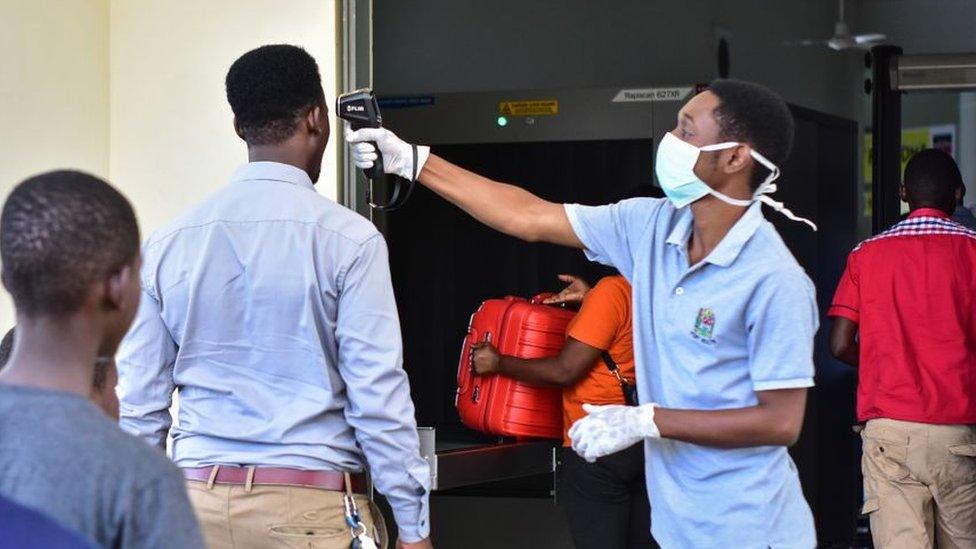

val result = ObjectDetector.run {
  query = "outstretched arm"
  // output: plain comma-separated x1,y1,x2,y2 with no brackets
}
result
420,154,583,246
346,127,583,247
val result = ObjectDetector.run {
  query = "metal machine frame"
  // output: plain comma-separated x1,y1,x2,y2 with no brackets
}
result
379,85,695,145
869,47,976,232
338,0,375,218
418,428,557,492
375,85,694,492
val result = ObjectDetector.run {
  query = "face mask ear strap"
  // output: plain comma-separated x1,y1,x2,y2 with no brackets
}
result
699,142,740,152
702,144,781,186
748,149,781,187
758,195,818,231
699,142,816,231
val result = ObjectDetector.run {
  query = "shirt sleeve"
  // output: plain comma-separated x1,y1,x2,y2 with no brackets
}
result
117,271,177,451
827,251,860,323
127,466,205,549
746,269,818,392
335,234,430,543
564,198,663,280
566,278,628,351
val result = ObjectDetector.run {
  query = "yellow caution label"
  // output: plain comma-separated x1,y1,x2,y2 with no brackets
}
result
499,99,558,116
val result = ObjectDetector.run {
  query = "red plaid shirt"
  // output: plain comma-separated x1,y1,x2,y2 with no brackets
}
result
829,208,976,424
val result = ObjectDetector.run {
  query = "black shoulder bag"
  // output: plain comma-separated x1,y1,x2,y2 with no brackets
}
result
601,351,639,406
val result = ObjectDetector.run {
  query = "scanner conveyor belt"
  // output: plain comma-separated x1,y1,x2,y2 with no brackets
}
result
418,427,558,491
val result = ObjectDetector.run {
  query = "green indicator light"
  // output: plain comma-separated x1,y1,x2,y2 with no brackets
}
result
497,116,508,127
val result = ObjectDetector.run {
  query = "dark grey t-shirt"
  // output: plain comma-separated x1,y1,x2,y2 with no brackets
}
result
0,385,204,549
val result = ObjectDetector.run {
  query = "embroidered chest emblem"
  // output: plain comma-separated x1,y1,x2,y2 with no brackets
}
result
691,307,716,344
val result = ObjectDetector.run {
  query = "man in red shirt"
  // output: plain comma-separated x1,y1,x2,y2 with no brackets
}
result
829,148,976,548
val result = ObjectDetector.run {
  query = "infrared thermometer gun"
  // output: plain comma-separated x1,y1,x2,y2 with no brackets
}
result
337,88,384,180
337,88,415,211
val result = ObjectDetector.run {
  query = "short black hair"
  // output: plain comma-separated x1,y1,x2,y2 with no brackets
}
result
708,79,795,189
226,44,325,145
0,328,13,368
903,148,960,213
1,171,140,317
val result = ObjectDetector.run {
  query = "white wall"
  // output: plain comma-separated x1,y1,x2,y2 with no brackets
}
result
0,0,110,332
109,0,339,236
0,1,338,331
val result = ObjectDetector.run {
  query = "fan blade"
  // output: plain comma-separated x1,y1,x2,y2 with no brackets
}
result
828,35,857,51
783,38,828,47
854,33,886,44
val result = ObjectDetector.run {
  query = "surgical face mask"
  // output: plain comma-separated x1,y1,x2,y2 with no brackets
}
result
654,132,817,230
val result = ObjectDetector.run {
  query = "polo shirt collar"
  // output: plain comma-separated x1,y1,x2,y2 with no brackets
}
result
665,201,764,268
231,161,315,190
665,206,694,249
908,207,949,219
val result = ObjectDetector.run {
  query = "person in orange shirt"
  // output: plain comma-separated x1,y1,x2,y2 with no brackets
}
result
472,274,655,549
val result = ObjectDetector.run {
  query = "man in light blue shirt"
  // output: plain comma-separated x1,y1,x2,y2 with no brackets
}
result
348,79,817,548
118,45,431,548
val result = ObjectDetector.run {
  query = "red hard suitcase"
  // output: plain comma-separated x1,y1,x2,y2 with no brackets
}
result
456,294,576,439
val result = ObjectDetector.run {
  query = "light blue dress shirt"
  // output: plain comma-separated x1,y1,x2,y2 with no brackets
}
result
118,162,430,541
566,198,817,549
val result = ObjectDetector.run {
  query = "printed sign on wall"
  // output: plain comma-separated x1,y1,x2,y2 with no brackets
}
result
863,124,956,216
611,87,693,103
499,99,559,116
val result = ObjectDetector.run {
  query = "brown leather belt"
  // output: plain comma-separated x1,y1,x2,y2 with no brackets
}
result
183,466,367,493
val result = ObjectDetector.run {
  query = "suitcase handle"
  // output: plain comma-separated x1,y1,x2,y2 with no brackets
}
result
458,329,492,388
458,330,492,405
457,329,477,390
468,332,491,403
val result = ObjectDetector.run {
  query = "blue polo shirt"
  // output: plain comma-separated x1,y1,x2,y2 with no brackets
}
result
565,198,817,549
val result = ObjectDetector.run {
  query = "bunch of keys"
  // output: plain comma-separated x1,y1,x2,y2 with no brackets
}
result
345,493,379,549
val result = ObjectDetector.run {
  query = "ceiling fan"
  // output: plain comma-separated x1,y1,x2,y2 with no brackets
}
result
786,0,886,51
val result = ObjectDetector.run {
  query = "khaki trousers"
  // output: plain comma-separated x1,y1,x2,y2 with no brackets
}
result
861,418,976,549
187,474,388,549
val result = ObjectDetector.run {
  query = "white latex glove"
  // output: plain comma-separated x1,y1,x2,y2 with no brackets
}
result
345,125,430,181
568,403,660,463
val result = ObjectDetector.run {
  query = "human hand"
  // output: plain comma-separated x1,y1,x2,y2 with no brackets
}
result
568,403,659,462
543,274,591,306
345,125,431,181
470,341,501,375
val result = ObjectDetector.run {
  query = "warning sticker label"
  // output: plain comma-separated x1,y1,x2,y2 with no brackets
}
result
499,99,559,116
612,87,693,103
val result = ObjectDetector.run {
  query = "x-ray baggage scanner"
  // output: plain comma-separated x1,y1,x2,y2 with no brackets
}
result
360,85,859,542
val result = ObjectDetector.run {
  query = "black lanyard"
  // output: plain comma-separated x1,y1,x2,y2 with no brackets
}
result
601,351,638,406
